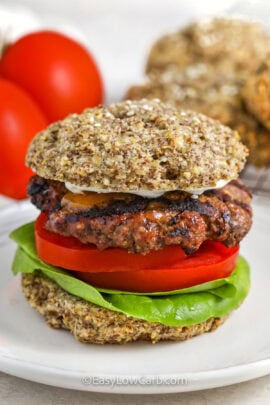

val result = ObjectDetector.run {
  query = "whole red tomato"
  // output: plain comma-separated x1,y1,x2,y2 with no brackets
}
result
0,78,48,199
0,31,104,122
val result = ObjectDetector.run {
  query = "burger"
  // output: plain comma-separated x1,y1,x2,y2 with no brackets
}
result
10,99,252,344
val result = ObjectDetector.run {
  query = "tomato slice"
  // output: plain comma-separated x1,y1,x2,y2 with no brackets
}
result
75,242,239,292
35,213,239,292
35,213,187,273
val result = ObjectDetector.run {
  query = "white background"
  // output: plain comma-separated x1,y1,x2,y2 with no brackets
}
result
0,0,243,104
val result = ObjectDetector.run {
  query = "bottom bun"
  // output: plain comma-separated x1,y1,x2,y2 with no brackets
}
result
22,273,228,344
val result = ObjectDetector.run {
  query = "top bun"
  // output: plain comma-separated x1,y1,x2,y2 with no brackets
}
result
26,99,247,192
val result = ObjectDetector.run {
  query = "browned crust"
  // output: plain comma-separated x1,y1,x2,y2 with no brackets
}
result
21,273,227,344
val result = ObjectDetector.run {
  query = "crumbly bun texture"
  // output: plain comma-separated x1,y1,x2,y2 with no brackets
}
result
22,273,227,344
146,17,270,74
242,57,270,130
127,18,270,168
127,64,244,127
26,99,247,191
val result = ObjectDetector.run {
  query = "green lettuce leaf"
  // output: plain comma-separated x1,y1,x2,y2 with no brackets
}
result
10,222,250,327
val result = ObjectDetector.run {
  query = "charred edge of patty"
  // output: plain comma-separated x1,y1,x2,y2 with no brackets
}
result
45,183,252,254
28,175,218,219
28,176,66,212
28,175,251,219
63,197,218,222
28,176,252,254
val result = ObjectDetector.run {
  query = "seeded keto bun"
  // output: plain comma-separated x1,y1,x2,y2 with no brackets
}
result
22,272,227,344
126,64,243,127
242,57,270,130
146,17,270,75
233,110,270,167
26,99,247,192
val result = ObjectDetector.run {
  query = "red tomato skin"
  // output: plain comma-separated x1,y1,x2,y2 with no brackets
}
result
0,79,48,199
75,244,239,292
0,31,104,122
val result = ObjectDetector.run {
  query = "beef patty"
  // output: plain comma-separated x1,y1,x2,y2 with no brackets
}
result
28,176,252,254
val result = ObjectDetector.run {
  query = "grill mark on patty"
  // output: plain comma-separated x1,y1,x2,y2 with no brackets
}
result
169,227,190,238
222,211,231,223
28,175,218,218
230,179,253,196
204,183,252,214
28,176,66,212
61,198,217,221
28,175,252,254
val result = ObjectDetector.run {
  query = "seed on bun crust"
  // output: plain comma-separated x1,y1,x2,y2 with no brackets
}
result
26,99,247,192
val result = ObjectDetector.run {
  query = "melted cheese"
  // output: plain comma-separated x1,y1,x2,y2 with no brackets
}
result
62,191,129,210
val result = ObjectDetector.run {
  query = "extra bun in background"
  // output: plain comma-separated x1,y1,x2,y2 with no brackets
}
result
127,18,270,168
146,17,270,75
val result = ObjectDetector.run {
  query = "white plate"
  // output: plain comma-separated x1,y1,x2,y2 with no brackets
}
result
0,200,269,394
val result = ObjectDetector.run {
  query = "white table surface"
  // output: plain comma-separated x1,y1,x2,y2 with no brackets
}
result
0,0,269,402
1,372,270,404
